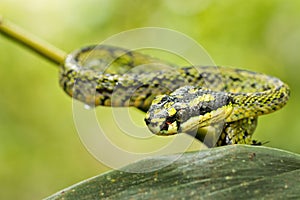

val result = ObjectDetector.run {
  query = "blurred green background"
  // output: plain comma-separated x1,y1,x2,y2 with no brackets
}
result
1,0,300,199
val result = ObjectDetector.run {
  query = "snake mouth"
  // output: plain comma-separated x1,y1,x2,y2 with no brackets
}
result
145,114,180,135
159,115,180,135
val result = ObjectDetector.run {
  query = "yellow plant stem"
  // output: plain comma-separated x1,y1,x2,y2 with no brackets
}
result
0,16,67,65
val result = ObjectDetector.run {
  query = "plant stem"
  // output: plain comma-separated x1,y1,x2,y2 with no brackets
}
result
0,16,67,66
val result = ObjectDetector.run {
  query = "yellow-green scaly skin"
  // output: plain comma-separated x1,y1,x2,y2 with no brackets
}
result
59,45,290,147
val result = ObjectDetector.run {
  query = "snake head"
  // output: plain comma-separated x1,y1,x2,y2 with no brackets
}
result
144,94,180,135
144,86,233,136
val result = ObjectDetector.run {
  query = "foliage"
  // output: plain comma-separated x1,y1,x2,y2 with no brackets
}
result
46,145,300,199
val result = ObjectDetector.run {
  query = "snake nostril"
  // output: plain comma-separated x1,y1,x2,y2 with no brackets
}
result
144,118,150,125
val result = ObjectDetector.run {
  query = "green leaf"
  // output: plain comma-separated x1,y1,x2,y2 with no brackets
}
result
46,145,300,199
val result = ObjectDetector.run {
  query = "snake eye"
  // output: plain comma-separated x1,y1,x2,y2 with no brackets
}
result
160,96,168,103
159,95,175,104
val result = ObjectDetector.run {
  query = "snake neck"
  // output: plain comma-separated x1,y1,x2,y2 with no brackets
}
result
227,82,290,121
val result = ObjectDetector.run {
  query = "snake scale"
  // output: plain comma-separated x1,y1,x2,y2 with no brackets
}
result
59,45,290,147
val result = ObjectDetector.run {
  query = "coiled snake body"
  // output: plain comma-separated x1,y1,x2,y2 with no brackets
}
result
60,45,290,147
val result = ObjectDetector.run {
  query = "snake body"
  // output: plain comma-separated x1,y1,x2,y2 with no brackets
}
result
59,45,290,147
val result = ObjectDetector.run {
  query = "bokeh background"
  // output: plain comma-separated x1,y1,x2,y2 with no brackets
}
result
1,0,300,199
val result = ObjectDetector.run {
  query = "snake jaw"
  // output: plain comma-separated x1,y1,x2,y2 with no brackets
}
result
178,104,233,133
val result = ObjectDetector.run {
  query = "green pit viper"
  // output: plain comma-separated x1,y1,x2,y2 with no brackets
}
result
59,45,290,147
